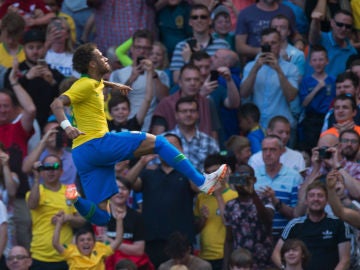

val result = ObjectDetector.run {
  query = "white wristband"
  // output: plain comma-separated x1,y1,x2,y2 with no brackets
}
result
60,119,71,130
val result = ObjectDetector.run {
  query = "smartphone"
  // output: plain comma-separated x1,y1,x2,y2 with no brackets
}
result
261,44,271,53
136,56,145,66
37,59,47,66
210,70,219,82
53,20,63,30
187,39,197,51
55,126,72,148
229,172,250,186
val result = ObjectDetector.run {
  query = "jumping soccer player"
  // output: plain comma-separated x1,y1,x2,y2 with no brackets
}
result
50,43,228,226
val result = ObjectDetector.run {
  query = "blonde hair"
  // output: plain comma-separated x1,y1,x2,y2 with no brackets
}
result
46,17,73,52
225,135,250,153
153,41,169,69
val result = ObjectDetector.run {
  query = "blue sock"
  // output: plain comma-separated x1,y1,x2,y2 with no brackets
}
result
74,197,111,226
154,135,205,186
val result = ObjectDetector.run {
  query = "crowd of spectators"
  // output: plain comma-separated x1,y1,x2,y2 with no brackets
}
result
1,0,360,269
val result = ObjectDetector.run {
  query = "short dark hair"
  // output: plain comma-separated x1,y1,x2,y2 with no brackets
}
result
335,71,359,88
333,9,353,20
333,93,357,111
281,239,310,268
190,4,209,15
41,154,63,168
108,95,130,113
309,44,328,58
175,96,199,112
179,63,200,78
75,226,95,243
115,259,137,270
132,29,154,44
116,176,132,191
204,153,225,170
261,27,280,38
0,88,19,107
270,14,293,37
267,115,290,130
163,133,183,148
238,103,260,122
73,43,97,74
190,51,210,63
164,232,191,259
339,129,360,143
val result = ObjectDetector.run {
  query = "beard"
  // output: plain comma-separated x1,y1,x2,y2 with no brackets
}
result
341,149,357,161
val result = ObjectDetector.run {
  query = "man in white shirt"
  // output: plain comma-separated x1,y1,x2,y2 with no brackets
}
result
249,115,305,172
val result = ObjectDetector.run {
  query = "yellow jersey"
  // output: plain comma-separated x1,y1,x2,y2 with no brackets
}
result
64,77,109,148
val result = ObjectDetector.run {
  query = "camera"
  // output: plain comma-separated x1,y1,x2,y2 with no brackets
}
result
261,44,271,53
136,56,145,66
209,70,219,82
229,172,250,186
318,146,332,159
37,162,60,171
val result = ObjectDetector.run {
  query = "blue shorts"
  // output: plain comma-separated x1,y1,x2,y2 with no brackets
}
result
72,131,147,204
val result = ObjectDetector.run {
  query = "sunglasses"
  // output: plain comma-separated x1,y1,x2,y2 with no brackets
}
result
334,21,352,30
190,15,209,20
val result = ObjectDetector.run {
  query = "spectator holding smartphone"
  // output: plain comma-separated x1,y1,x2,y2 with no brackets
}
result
22,120,77,185
222,163,274,270
110,29,169,132
240,28,300,131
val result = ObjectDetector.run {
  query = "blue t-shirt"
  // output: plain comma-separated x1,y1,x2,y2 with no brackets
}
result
299,75,336,115
236,3,296,47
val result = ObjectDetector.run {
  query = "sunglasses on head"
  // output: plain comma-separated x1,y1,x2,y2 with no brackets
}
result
191,15,209,20
334,21,352,30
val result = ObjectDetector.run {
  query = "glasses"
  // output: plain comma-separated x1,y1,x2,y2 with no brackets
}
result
340,138,359,144
38,162,60,171
334,21,352,30
133,45,152,51
6,255,29,262
177,109,198,114
190,15,209,20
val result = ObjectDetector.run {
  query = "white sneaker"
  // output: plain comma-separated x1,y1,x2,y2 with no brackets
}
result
199,164,228,195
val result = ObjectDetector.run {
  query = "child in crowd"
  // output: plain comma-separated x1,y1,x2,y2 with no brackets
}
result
238,103,265,154
0,12,25,68
225,135,252,169
229,248,253,270
52,210,124,270
299,45,336,149
280,239,310,270
107,74,153,133
211,5,235,51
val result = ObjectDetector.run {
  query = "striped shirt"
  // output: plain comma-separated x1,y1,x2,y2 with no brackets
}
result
254,165,303,234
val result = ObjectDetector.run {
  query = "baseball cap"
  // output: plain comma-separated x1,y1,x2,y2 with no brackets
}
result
23,29,45,44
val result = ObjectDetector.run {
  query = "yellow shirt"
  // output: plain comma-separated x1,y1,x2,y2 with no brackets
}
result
0,43,25,68
194,188,238,260
352,1,360,30
62,242,113,270
64,77,109,148
26,185,77,262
